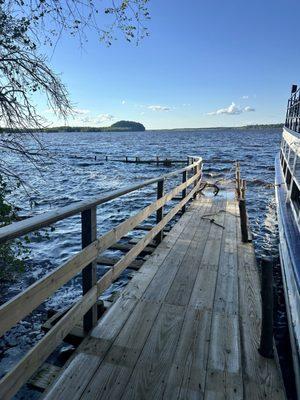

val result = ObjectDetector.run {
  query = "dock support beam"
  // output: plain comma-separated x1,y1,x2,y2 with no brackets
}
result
155,179,164,244
81,206,97,332
258,258,274,359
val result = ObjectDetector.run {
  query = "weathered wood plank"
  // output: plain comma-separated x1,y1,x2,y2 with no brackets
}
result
163,308,212,399
0,286,98,400
205,313,243,399
120,303,186,400
109,242,154,254
43,204,197,400
79,300,161,400
165,201,223,307
96,256,144,270
42,195,286,400
28,363,61,392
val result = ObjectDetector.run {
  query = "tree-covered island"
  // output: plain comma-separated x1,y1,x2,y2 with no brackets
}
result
0,121,146,133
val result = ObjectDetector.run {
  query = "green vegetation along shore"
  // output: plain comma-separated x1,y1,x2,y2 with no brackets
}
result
0,122,283,134
0,120,146,133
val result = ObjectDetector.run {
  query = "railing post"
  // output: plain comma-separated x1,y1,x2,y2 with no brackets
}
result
81,206,97,332
236,161,241,198
239,179,248,243
155,179,164,244
182,170,187,213
193,161,198,199
258,258,274,359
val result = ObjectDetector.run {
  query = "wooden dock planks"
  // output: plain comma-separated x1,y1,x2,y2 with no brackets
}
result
43,195,286,400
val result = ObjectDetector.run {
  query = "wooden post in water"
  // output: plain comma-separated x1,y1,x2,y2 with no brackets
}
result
105,155,108,161
81,206,97,332
155,179,164,244
182,170,187,213
239,179,248,243
236,161,241,198
156,156,159,166
125,156,128,163
258,258,274,358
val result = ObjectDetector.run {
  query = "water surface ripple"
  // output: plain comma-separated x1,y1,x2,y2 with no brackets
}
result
1,128,287,395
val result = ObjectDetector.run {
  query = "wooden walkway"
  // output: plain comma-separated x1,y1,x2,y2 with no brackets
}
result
43,195,285,400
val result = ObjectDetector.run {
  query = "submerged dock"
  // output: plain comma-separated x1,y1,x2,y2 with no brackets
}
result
0,158,286,399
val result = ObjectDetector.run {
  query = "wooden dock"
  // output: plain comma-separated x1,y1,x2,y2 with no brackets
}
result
43,194,285,399
0,158,286,399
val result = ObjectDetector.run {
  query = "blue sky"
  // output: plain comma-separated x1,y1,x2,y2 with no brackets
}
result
40,0,300,129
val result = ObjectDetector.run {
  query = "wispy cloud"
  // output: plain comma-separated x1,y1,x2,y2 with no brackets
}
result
244,106,255,112
121,100,126,105
73,108,90,115
148,105,171,112
242,95,249,99
207,102,255,116
95,113,115,123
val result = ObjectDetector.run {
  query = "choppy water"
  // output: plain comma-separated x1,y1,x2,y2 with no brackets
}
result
1,128,293,397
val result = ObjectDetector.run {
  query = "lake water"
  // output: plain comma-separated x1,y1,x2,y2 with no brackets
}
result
1,128,293,397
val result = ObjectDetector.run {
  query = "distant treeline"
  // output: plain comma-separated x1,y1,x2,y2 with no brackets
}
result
0,122,283,134
155,123,284,132
0,120,146,133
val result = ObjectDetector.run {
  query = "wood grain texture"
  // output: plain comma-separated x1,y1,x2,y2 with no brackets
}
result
42,195,285,400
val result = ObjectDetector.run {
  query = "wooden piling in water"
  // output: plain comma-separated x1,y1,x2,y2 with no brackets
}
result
239,179,249,243
258,258,274,359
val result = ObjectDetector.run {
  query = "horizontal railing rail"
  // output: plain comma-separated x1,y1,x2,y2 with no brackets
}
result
0,156,202,400
0,161,199,243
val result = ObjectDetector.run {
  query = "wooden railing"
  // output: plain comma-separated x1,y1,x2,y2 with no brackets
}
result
0,156,202,400
285,84,300,133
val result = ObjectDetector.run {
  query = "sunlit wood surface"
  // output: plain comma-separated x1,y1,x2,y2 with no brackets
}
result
43,194,286,400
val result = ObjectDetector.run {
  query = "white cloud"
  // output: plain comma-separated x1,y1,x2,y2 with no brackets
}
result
121,100,126,105
244,106,255,112
73,108,90,115
148,105,171,112
242,95,249,99
207,102,255,116
95,113,115,123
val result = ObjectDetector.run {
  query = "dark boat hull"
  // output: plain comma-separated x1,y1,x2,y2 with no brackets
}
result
275,153,300,395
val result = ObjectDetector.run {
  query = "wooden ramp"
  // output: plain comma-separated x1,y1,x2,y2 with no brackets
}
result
43,195,285,400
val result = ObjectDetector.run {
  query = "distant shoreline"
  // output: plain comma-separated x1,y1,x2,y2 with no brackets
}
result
150,123,283,132
0,123,283,134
